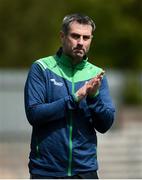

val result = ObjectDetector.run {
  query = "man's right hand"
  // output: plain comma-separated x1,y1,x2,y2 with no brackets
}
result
75,71,105,102
75,82,92,102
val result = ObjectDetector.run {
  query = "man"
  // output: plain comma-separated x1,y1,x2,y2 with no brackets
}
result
24,13,115,179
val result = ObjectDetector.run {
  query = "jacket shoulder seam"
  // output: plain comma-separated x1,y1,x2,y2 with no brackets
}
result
35,56,56,71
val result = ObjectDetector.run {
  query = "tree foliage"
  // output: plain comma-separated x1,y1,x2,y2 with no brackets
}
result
0,0,141,69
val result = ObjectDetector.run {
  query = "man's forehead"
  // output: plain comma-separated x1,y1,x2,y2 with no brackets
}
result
69,21,92,35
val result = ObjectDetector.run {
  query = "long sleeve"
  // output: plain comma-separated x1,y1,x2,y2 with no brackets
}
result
24,63,77,126
86,76,115,133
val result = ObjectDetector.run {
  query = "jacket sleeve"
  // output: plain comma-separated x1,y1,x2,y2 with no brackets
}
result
86,75,115,133
24,63,77,126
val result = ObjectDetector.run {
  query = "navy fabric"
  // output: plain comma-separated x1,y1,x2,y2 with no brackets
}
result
30,170,99,179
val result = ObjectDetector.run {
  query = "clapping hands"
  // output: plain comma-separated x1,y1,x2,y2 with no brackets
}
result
75,71,105,101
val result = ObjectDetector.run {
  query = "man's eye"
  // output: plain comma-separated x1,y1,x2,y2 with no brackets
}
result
83,36,91,40
71,34,80,39
70,34,91,41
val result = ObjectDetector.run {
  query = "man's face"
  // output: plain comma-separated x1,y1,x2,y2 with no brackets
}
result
60,21,93,62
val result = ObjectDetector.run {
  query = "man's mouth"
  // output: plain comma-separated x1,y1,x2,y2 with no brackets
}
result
73,48,84,54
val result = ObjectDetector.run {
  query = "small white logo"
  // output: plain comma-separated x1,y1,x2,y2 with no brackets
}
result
50,79,63,87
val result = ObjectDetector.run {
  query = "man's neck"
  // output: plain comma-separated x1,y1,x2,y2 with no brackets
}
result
56,47,86,65
69,56,83,65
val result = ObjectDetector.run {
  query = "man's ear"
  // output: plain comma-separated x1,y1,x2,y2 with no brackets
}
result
60,31,65,43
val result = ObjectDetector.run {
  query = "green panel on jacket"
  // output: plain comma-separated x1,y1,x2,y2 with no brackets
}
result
35,54,103,83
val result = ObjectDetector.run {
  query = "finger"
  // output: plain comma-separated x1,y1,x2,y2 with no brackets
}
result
88,71,105,85
97,71,105,78
100,71,105,76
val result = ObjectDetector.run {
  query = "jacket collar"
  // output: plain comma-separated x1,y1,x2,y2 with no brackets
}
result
55,47,88,70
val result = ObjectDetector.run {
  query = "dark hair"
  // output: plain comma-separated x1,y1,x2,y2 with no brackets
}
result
61,13,96,35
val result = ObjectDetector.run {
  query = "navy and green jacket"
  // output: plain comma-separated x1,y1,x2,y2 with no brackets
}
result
24,48,115,177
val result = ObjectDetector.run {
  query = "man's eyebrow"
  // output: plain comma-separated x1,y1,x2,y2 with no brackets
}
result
70,32,91,36
70,32,80,35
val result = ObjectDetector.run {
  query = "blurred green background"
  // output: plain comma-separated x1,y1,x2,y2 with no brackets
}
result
0,0,142,69
0,0,142,178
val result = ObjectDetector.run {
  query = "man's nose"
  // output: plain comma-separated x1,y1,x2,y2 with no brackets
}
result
77,37,83,45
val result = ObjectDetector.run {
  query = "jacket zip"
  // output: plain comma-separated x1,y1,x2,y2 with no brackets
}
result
68,67,75,176
56,62,74,176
